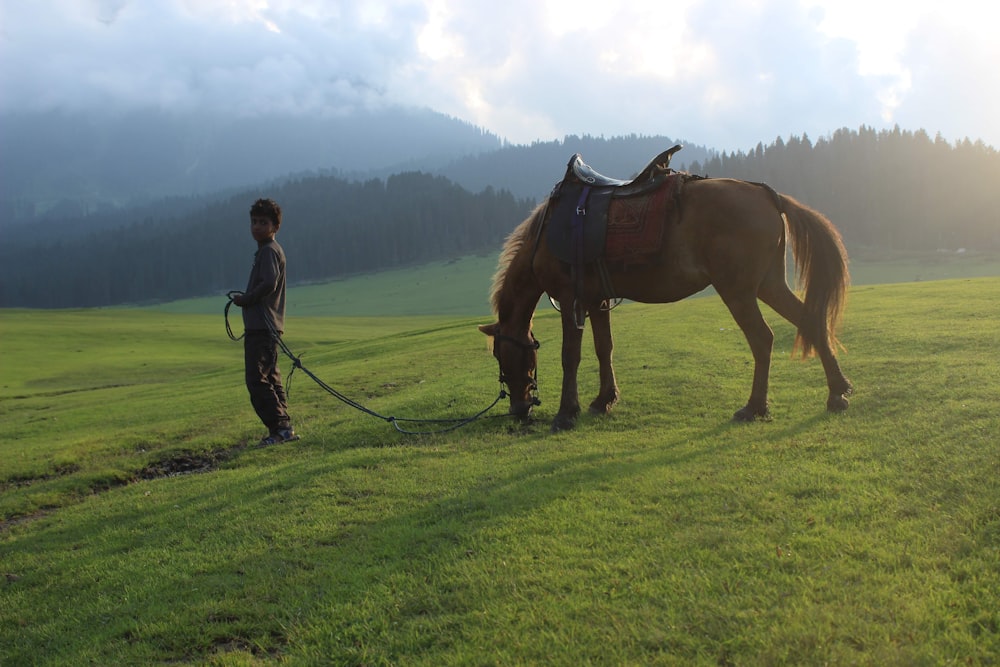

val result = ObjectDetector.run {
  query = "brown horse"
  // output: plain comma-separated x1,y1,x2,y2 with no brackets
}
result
479,171,852,431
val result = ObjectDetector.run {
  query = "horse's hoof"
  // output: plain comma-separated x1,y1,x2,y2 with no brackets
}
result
588,399,617,415
551,415,577,432
732,405,770,422
827,394,850,412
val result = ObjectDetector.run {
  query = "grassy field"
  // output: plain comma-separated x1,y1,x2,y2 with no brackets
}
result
148,251,1000,317
2,272,999,665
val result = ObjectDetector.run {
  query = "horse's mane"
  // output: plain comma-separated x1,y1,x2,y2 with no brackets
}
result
488,202,547,316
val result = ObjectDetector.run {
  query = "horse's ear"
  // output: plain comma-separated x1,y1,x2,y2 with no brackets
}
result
478,323,498,353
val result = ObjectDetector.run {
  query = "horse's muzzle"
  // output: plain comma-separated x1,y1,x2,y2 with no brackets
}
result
509,399,536,420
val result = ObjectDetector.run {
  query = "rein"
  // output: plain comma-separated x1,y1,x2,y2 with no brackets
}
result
225,293,512,435
224,293,245,341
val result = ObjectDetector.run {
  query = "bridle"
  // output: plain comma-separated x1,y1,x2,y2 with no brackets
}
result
491,330,542,408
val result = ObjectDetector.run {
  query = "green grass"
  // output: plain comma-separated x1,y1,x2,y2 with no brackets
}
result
2,276,999,665
151,255,501,317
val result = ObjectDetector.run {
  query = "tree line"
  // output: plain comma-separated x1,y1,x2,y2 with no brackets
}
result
684,126,1000,253
0,172,533,308
2,125,998,309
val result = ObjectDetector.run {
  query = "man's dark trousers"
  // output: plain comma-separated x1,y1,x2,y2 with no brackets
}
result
244,331,290,432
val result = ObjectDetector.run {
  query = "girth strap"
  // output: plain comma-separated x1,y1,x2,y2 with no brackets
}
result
572,186,591,329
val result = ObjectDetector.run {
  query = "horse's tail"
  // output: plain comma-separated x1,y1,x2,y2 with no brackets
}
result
780,194,850,358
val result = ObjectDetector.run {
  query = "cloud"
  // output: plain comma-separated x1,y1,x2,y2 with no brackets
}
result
1,0,423,114
1,0,997,150
891,12,1000,144
389,0,882,149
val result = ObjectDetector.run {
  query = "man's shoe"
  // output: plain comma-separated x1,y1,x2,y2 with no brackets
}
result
257,428,299,446
275,428,300,443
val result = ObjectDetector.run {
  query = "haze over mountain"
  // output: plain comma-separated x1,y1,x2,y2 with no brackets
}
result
0,103,718,229
0,107,502,221
3,0,998,226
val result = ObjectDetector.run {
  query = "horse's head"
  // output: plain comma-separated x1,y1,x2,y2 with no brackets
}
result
478,322,540,419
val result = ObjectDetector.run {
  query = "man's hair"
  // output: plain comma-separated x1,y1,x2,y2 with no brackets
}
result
249,198,282,228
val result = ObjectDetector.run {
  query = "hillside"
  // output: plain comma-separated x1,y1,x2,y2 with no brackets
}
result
0,173,534,309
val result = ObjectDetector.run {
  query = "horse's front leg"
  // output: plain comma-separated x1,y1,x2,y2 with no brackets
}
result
588,306,619,415
553,307,584,431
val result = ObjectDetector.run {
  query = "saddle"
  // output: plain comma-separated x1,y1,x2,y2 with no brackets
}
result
568,144,683,190
545,146,685,326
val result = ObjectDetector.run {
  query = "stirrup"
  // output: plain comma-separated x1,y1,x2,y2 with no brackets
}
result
573,299,586,329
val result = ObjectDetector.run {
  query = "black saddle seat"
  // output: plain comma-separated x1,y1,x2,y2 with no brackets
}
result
569,144,683,189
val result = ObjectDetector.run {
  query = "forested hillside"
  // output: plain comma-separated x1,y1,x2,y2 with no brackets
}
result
687,126,1000,254
0,173,531,308
2,126,997,309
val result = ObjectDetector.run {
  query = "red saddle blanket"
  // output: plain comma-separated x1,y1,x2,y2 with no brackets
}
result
604,174,682,267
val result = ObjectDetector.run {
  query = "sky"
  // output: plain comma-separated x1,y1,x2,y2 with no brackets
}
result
1,0,998,152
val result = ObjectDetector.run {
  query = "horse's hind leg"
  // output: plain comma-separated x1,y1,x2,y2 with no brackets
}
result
757,275,852,412
588,306,619,415
718,290,774,421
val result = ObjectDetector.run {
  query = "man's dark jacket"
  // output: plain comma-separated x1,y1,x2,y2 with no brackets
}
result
241,238,286,334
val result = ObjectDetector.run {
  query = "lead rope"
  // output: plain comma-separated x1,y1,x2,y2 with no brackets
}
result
226,292,510,435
